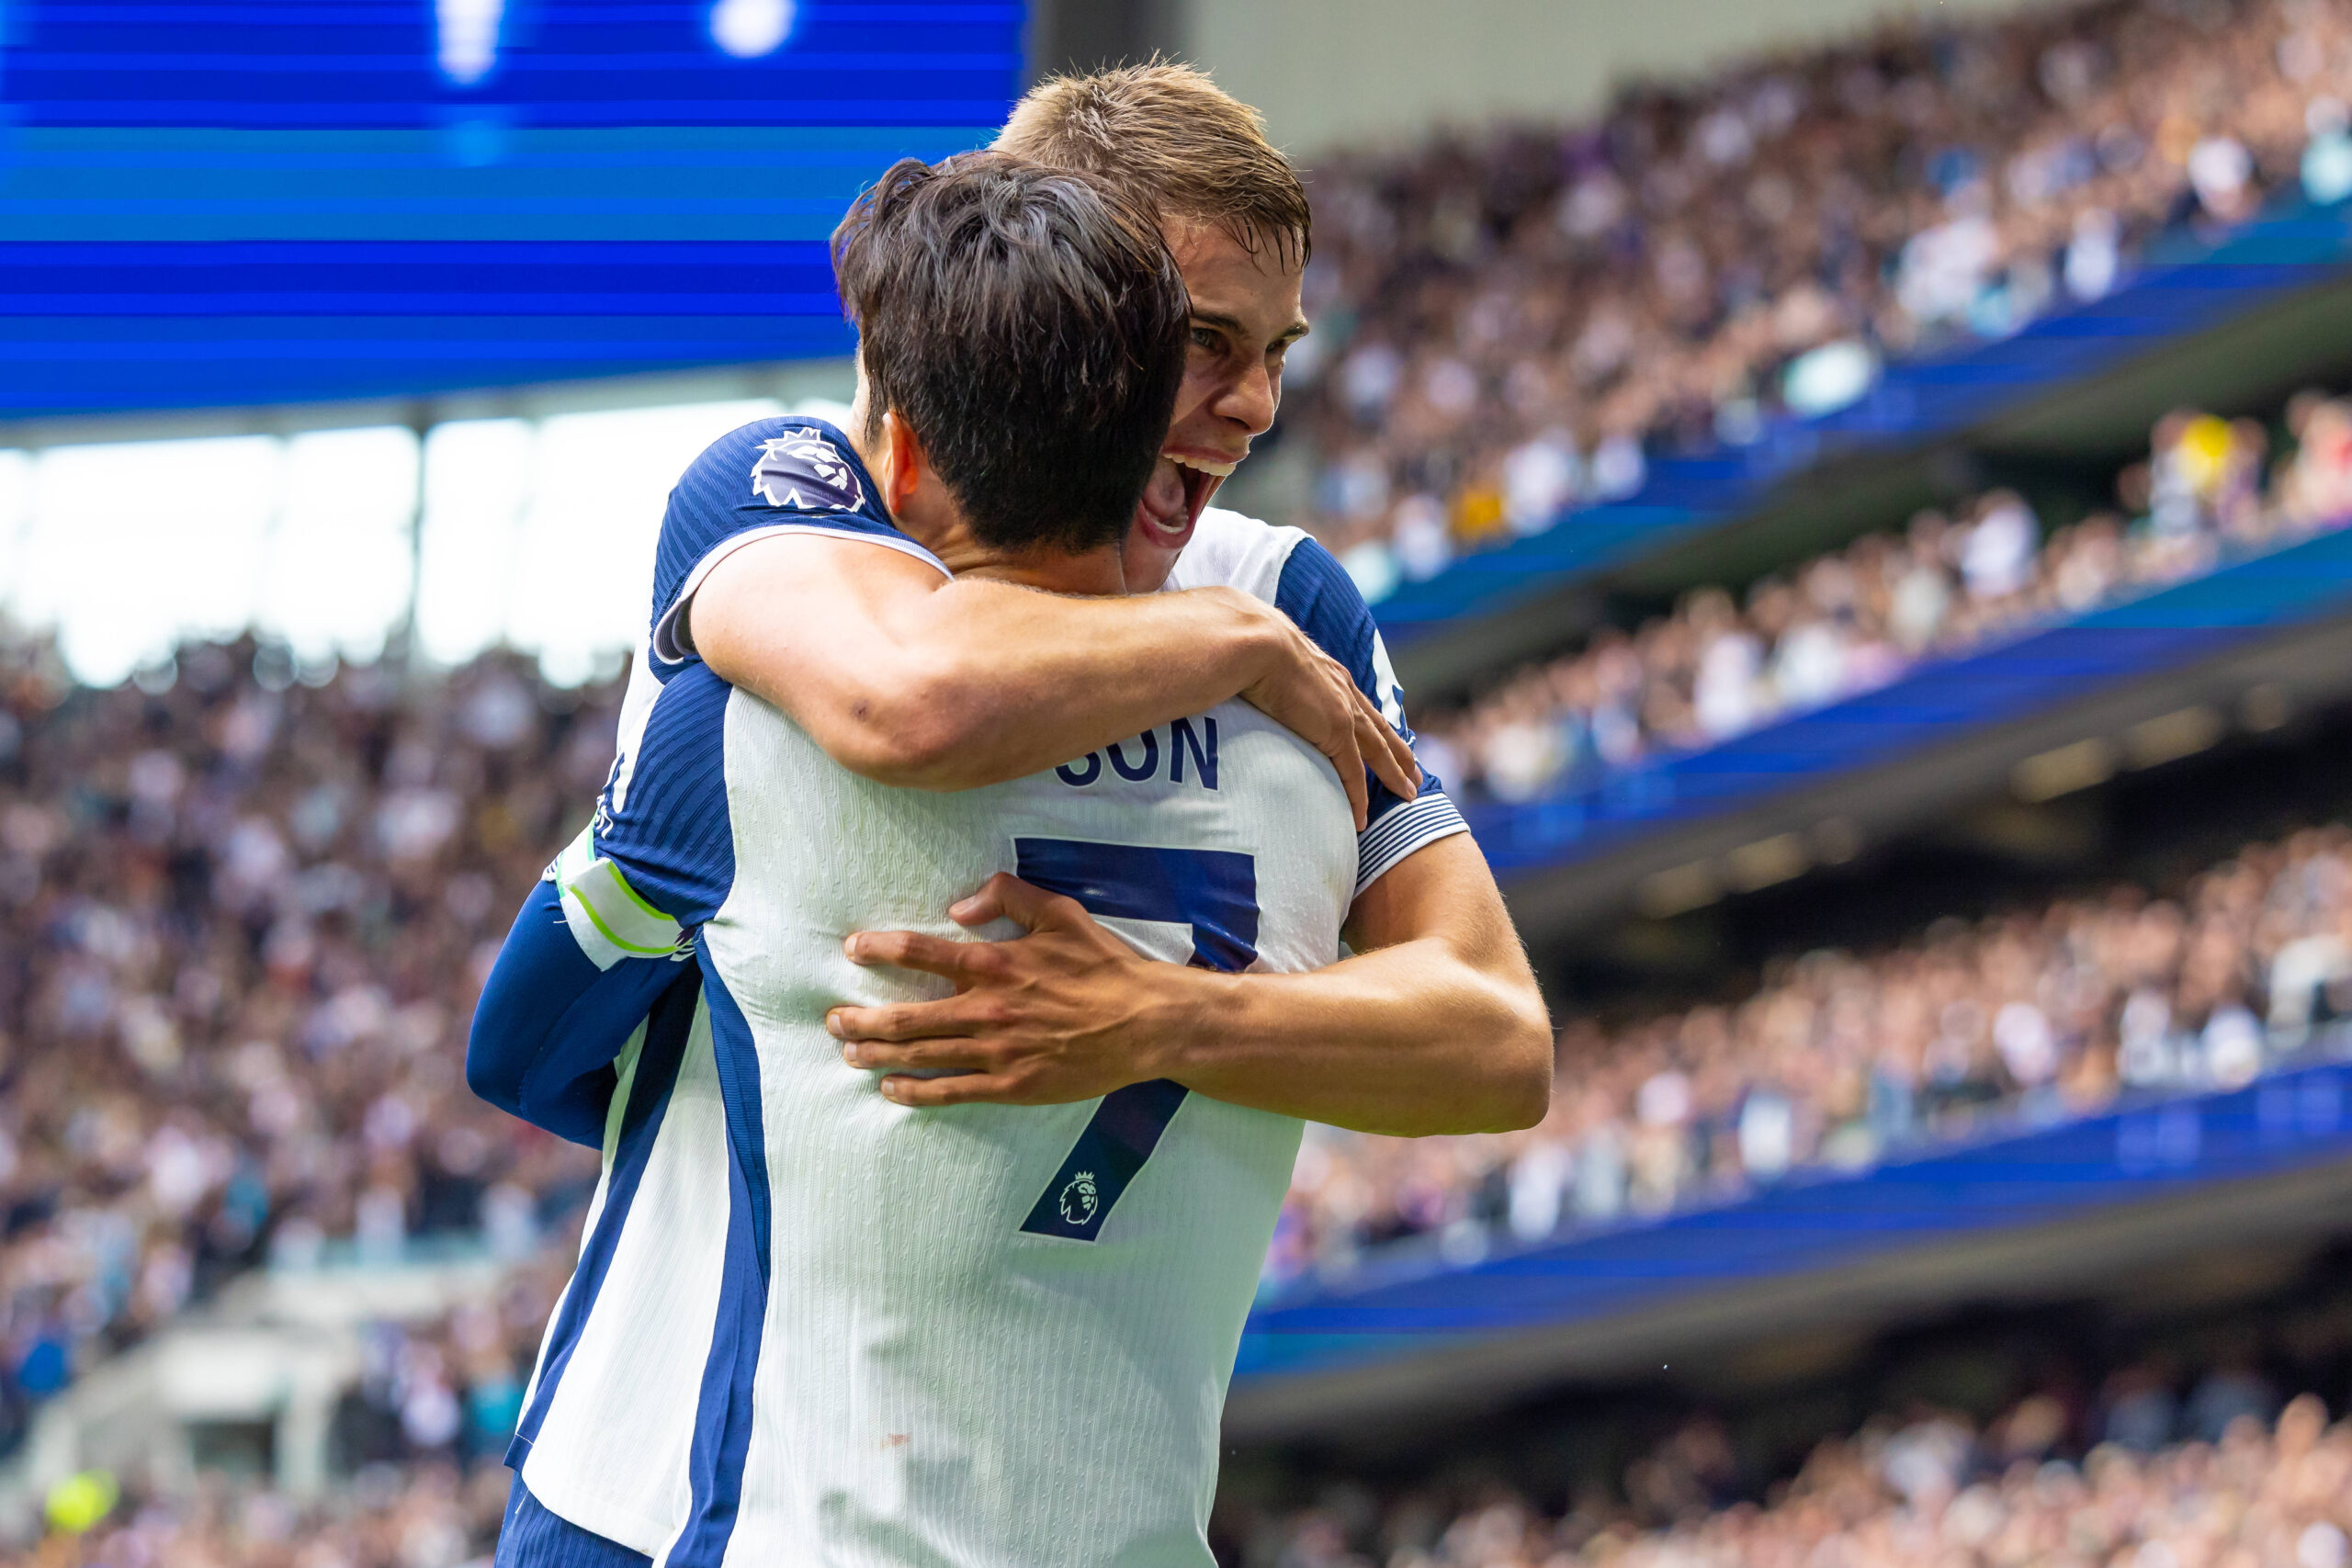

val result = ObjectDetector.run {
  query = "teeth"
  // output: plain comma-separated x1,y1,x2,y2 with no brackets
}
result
1170,455,1238,479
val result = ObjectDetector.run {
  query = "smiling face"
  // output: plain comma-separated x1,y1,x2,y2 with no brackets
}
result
1125,217,1309,592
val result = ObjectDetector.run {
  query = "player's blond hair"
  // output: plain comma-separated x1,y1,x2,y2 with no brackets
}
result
995,61,1311,268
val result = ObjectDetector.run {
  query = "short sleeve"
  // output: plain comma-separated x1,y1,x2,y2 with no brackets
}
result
648,416,948,672
1270,536,1471,897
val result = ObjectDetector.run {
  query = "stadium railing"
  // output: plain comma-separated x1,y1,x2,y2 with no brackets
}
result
1231,1028,2352,1440
1480,511,2352,939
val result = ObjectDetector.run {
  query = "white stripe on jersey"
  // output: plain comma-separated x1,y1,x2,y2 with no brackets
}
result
549,826,688,969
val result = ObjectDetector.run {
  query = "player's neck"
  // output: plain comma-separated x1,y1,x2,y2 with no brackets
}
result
958,542,1127,597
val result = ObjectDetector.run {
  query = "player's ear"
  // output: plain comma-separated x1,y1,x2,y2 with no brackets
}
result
878,408,927,519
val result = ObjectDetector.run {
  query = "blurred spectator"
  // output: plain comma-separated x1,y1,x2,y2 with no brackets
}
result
1422,390,2352,801
1286,0,2352,590
0,637,616,1440
35,1463,511,1568
1272,818,2352,1287
25,1243,573,1565
1237,1382,2352,1568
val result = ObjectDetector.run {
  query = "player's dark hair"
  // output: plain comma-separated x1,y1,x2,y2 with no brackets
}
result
831,152,1189,556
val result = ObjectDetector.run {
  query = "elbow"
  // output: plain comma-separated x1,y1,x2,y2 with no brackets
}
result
464,1026,526,1120
837,719,975,789
1476,1038,1552,1133
1394,993,1553,1137
1482,994,1556,1134
1492,1043,1554,1133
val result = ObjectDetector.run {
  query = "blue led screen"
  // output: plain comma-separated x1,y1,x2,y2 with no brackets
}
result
0,1,1024,415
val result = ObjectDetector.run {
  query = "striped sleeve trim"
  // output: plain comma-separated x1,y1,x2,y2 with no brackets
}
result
1355,789,1472,898
548,827,689,971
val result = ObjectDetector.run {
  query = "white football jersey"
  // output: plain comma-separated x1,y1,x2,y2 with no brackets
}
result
514,667,1354,1565
499,424,1470,1566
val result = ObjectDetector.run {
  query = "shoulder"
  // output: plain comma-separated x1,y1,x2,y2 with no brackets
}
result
1165,509,1369,649
1167,506,1401,727
1163,506,1311,606
650,415,944,668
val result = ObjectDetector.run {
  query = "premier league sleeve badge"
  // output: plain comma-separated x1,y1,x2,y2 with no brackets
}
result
750,433,865,513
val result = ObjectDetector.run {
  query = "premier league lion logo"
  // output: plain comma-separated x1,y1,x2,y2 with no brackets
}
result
750,433,864,512
1058,1171,1100,1227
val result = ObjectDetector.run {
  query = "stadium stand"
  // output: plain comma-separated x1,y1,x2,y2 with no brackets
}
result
0,637,616,1459
1417,392,2352,802
11,623,2352,1540
1227,1372,2352,1567
26,1248,571,1564
18,0,2352,1558
1283,0,2350,593
1268,811,2352,1289
32,1309,2352,1565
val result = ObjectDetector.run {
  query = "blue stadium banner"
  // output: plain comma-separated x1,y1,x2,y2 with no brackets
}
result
0,1,1024,415
1237,1056,2352,1390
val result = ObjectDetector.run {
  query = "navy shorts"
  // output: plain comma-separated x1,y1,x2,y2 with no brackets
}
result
495,1474,653,1568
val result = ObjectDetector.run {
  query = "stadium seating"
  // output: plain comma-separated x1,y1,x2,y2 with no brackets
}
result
1257,818,2352,1292
38,1307,2352,1564
1419,389,2352,931
1228,1378,2352,1567
1287,0,2352,624
0,639,616,1455
23,0,2352,1557
21,1251,567,1563
8,626,2350,1489
1422,399,2352,804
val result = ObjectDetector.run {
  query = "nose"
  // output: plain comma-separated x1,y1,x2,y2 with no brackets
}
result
1215,357,1280,438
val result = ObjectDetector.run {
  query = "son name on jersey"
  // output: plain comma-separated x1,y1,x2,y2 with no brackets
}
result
1054,715,1217,791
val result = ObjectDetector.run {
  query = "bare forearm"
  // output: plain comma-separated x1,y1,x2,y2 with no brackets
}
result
830,841,1553,1123
856,580,1281,788
693,535,1413,818
1156,940,1553,1136
704,565,1278,788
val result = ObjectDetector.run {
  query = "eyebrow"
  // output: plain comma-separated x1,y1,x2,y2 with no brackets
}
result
1193,309,1312,346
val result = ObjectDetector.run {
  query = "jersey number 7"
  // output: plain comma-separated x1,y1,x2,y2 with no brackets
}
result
1011,837,1260,1244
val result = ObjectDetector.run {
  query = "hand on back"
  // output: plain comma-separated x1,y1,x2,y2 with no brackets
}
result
1235,603,1421,829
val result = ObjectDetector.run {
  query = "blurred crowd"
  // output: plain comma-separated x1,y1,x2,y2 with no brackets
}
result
1236,1357,2352,1568
23,1247,573,1566
1292,0,2352,592
1267,818,2352,1288
0,636,618,1451
8,508,2352,1436
18,2,2352,1558
24,1463,509,1568
323,1247,571,1487
1418,389,2352,802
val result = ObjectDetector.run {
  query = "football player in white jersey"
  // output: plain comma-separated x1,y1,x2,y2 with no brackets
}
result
469,64,1555,1568
474,62,1547,1250
648,64,1552,1140
474,152,1402,1567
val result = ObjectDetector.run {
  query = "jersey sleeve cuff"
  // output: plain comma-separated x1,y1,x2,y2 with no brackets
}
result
1354,788,1471,898
650,521,953,666
548,826,689,970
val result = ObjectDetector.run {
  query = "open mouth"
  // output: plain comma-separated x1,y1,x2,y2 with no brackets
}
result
1135,454,1234,550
